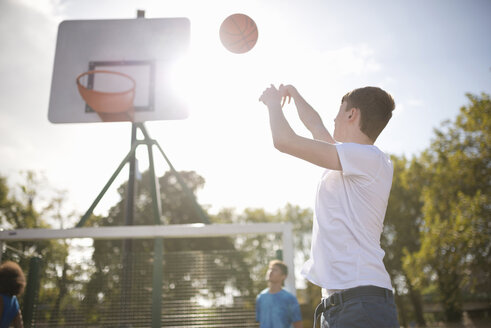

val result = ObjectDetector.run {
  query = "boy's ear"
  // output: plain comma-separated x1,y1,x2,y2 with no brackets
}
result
348,107,359,120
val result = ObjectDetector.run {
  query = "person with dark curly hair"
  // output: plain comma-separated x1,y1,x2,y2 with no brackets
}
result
0,261,25,328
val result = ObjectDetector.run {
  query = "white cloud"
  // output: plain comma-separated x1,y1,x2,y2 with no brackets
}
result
318,44,382,76
408,99,424,107
394,102,405,116
14,0,65,18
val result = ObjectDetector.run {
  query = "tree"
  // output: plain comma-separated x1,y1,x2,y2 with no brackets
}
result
213,204,313,295
0,171,78,325
82,169,255,326
383,155,427,326
403,93,491,322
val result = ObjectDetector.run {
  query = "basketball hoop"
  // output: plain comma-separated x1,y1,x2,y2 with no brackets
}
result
76,70,136,121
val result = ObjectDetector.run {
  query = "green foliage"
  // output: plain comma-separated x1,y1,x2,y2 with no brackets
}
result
383,155,427,326
402,93,490,322
82,169,258,325
0,176,8,208
213,204,312,295
0,171,76,325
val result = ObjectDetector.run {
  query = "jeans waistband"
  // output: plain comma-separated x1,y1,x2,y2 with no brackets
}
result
313,285,393,328
324,285,393,309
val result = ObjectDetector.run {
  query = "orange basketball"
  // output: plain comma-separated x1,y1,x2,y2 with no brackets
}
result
219,13,258,54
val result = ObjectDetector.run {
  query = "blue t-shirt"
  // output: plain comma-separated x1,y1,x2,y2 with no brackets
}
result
0,294,20,328
256,288,302,328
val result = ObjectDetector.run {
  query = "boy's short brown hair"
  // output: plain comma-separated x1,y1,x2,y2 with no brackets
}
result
342,86,395,141
269,259,288,277
0,261,26,296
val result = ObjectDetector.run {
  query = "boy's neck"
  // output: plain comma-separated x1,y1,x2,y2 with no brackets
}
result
268,282,283,294
343,129,374,145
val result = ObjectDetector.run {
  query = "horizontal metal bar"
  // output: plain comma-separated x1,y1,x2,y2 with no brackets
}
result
0,223,292,241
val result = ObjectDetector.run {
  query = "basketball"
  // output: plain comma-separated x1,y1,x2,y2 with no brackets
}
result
219,13,258,54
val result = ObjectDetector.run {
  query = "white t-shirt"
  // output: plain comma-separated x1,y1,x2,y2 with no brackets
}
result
301,142,393,290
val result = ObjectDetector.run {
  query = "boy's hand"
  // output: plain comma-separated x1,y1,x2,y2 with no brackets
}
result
259,84,282,107
279,84,293,108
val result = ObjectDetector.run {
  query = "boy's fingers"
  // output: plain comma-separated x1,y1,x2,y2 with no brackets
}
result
281,96,291,108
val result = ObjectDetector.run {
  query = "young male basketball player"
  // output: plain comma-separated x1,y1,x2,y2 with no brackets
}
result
256,260,303,328
259,84,399,328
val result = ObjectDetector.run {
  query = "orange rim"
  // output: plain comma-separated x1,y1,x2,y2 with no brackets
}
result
76,70,136,114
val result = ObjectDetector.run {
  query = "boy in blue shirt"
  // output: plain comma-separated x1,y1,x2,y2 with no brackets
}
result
256,260,303,328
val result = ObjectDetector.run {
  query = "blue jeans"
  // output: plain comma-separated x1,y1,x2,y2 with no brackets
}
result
321,294,399,328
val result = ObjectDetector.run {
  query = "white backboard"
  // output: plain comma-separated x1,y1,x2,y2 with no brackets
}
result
48,18,190,123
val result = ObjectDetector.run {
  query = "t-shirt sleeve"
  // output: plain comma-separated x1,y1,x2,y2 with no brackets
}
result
335,142,382,181
0,295,20,327
14,296,20,314
290,295,302,322
15,296,20,311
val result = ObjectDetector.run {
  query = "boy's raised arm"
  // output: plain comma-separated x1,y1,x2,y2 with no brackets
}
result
259,84,342,171
279,84,335,143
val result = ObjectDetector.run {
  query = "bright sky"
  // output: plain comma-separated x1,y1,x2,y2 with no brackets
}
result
0,0,490,223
